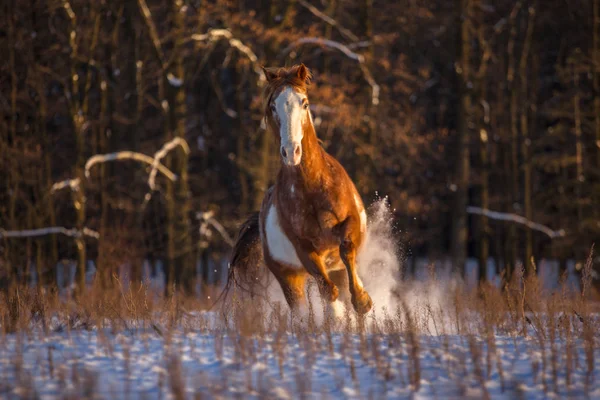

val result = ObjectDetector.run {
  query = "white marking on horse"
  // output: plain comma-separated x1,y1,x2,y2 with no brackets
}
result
265,205,302,268
356,275,365,291
274,87,308,166
354,193,367,233
359,210,367,233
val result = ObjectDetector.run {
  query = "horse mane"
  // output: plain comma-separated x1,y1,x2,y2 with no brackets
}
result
262,65,312,112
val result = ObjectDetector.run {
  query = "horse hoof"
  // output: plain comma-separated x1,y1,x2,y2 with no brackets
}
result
319,281,339,302
352,291,373,315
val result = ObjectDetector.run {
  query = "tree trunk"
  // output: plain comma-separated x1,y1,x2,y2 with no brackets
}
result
6,0,20,285
594,0,600,173
519,4,536,276
62,0,88,294
324,0,337,73
168,0,193,295
475,3,489,284
29,0,58,287
478,108,490,284
451,0,472,277
505,2,522,285
97,70,111,288
161,77,176,297
123,0,144,284
573,62,583,223
592,0,600,232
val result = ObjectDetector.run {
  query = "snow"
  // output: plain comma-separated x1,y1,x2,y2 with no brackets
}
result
3,201,597,399
1,324,598,399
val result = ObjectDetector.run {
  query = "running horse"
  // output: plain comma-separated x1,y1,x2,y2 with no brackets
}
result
229,64,372,315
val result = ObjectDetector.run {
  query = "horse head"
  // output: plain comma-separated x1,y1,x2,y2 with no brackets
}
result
262,64,313,167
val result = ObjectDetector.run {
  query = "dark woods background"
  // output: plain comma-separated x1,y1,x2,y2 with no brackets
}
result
1,0,599,294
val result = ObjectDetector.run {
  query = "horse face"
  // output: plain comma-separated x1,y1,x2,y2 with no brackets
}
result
270,86,310,167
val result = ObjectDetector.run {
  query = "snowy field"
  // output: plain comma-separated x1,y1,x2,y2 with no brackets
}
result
1,312,599,399
1,200,598,399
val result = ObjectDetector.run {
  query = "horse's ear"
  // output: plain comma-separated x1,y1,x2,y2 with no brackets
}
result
262,67,278,83
297,64,311,84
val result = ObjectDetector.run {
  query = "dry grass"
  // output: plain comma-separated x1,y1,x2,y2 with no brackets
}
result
0,265,598,399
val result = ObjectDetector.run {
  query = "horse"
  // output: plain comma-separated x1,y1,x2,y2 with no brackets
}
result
229,64,372,315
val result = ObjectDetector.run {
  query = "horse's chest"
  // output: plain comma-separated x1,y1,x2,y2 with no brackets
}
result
286,195,338,248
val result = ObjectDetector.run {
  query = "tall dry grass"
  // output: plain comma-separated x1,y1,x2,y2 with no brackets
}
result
0,258,598,399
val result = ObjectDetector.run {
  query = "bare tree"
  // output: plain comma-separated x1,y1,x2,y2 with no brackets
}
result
519,3,536,276
451,0,476,277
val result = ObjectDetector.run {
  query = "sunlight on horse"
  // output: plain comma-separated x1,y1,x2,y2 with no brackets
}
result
229,64,373,317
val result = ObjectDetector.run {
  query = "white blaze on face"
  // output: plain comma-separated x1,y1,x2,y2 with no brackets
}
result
273,87,308,166
265,205,302,268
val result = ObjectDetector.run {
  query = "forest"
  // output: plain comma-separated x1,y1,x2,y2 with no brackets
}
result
1,0,599,294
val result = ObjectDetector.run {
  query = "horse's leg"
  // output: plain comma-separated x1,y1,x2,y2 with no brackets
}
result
338,218,373,315
270,265,307,310
327,269,350,320
298,251,339,302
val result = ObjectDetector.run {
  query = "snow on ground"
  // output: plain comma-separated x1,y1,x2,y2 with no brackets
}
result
3,199,597,399
1,324,598,399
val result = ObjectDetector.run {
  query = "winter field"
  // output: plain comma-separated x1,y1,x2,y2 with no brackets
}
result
1,202,599,399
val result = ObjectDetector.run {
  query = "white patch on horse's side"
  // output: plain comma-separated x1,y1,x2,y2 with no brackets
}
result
354,192,367,233
265,205,302,269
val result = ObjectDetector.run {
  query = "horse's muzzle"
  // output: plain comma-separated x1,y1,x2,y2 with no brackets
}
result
281,143,302,166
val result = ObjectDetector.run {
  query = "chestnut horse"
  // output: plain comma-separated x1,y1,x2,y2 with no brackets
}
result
229,64,372,315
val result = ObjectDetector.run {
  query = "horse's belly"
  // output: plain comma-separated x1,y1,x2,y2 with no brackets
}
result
322,248,345,271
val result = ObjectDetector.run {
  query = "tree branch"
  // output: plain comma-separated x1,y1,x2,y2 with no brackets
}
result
137,0,166,70
297,0,360,42
280,37,380,105
51,178,81,194
85,151,177,182
148,137,190,191
196,211,234,247
0,227,99,240
466,206,566,239
191,29,264,83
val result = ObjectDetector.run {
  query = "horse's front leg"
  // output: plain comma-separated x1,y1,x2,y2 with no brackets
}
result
299,251,339,302
338,217,372,315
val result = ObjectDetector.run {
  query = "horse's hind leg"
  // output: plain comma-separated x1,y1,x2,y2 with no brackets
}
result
338,219,372,315
271,267,307,311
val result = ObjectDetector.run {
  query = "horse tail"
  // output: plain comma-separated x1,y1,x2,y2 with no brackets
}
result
209,212,264,310
230,211,262,273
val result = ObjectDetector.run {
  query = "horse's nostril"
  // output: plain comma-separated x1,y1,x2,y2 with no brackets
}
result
281,146,287,158
294,145,301,156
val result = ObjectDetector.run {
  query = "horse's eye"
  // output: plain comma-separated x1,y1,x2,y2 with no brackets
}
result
303,103,309,110
270,104,276,113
